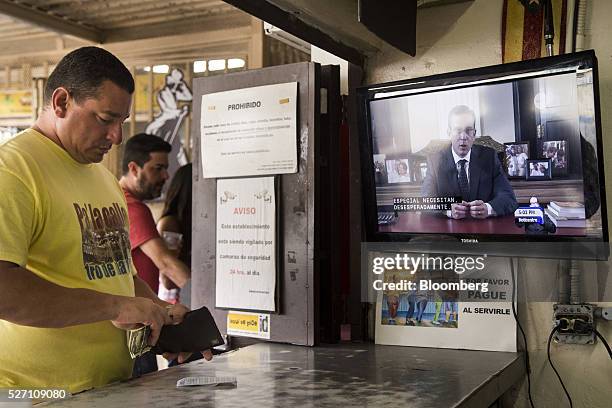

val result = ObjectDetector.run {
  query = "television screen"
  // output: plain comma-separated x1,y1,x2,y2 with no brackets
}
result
358,51,608,259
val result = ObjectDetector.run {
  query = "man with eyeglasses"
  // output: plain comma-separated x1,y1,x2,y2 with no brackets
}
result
422,105,517,219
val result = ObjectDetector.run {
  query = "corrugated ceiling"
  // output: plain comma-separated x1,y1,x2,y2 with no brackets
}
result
0,0,251,66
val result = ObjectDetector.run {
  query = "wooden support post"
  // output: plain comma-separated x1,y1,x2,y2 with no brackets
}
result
148,67,154,122
130,66,136,137
248,17,265,69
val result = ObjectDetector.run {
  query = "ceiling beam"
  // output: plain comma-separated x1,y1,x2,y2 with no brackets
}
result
222,0,365,66
0,0,103,43
53,0,228,19
108,32,251,58
104,11,250,43
417,0,473,8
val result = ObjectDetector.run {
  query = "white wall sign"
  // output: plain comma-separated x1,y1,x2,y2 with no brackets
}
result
216,177,276,311
375,256,517,352
201,82,298,178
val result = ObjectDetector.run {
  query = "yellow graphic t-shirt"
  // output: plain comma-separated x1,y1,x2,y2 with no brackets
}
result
0,129,136,393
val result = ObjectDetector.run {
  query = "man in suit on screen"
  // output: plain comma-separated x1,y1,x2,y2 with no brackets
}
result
421,105,518,219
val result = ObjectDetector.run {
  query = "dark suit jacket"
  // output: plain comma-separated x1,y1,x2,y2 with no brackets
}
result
421,144,518,216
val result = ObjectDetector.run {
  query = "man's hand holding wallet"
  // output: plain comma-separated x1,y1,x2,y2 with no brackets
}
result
127,305,224,363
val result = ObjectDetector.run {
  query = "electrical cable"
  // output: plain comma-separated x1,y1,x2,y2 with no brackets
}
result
510,258,536,408
547,325,573,408
592,328,612,360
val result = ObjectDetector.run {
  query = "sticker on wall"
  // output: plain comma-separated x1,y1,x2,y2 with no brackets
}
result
227,311,271,339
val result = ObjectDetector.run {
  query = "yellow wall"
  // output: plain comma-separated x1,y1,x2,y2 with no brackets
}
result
134,73,166,114
365,1,612,407
0,90,32,117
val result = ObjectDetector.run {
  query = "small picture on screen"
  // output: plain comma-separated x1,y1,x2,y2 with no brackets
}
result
373,154,388,185
526,159,552,180
386,159,411,184
543,140,568,176
414,158,428,183
504,142,529,178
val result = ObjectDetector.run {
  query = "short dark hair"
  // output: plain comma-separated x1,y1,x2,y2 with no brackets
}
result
122,133,171,174
44,46,134,106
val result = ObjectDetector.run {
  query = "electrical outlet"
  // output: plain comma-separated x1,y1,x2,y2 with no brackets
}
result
552,303,595,345
595,307,612,321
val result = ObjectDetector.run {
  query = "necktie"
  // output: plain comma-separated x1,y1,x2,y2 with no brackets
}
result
458,159,469,200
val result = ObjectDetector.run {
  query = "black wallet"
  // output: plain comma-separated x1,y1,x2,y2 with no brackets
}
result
152,306,224,354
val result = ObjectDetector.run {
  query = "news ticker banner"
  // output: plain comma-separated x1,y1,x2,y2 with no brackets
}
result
216,177,276,312
393,198,570,223
391,198,590,236
200,82,298,178
393,196,460,212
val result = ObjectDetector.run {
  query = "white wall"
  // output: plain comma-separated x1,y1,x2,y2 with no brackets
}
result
310,45,349,95
479,82,516,142
365,1,612,407
369,80,519,154
366,0,503,84
370,87,484,154
369,97,412,154
408,87,482,151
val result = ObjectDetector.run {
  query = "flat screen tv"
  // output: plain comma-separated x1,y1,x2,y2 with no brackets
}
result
357,51,608,260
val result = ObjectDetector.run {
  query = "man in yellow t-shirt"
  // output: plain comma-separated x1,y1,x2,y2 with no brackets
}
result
0,47,203,394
